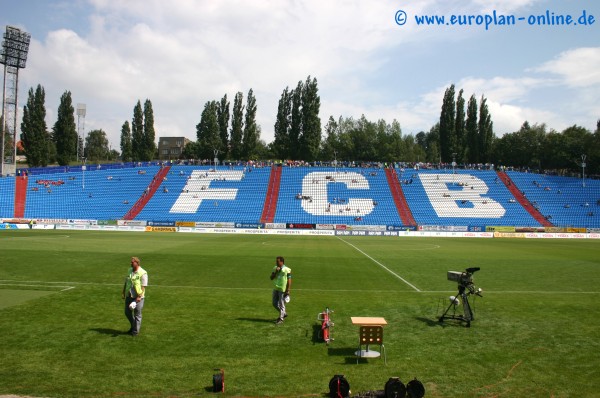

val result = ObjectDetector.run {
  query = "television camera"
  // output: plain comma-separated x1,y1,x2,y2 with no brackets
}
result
439,267,482,327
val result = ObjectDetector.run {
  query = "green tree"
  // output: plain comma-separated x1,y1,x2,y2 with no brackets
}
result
589,120,600,174
242,88,258,159
455,89,466,161
20,85,51,167
273,87,292,160
402,134,418,163
299,76,321,161
143,99,156,161
388,119,406,162
494,122,546,168
439,84,456,162
478,96,494,163
425,123,440,163
217,94,230,160
560,125,593,171
465,95,478,163
196,101,221,160
415,131,427,152
53,91,77,165
131,101,144,161
289,81,303,159
85,129,110,161
120,121,132,162
349,115,378,161
230,92,244,160
540,130,567,170
182,141,199,160
253,138,272,159
321,116,339,161
337,116,355,160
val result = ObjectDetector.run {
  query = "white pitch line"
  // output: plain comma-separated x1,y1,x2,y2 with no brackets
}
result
0,283,75,292
2,280,598,295
336,236,421,292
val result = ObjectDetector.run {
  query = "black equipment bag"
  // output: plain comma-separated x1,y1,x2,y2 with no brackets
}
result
406,378,425,398
384,377,406,398
329,374,350,398
212,370,224,393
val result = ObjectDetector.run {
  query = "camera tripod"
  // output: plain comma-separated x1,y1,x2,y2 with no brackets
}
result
438,284,476,327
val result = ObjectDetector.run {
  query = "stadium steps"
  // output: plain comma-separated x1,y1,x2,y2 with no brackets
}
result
260,165,282,223
14,176,28,218
385,168,416,226
497,171,553,227
123,166,171,220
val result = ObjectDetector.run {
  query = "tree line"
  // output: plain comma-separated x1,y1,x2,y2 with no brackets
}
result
20,84,118,166
119,99,157,162
17,81,600,174
180,88,262,162
438,84,494,164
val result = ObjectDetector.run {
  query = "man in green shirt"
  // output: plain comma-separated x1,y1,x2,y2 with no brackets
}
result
122,256,148,336
270,256,292,324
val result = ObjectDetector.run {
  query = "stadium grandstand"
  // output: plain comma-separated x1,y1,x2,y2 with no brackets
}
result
1,161,599,229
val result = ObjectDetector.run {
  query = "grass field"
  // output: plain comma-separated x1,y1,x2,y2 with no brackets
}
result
0,230,599,397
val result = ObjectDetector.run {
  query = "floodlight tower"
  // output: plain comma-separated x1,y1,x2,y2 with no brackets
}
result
333,149,338,174
0,26,31,176
213,148,219,170
76,103,86,160
581,154,586,188
452,152,457,185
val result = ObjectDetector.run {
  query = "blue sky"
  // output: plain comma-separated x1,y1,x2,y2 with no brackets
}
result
2,0,599,150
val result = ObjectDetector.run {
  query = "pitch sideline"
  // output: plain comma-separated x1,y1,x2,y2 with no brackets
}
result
336,236,422,292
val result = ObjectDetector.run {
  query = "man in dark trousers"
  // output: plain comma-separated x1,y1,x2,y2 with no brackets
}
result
122,256,148,336
270,256,292,324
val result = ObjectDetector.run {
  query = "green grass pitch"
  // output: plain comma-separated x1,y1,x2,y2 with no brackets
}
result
0,230,599,397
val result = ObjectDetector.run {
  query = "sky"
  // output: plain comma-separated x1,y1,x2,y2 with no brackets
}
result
1,0,599,152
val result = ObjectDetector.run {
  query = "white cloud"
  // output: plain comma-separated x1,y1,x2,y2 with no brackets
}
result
23,0,425,147
14,0,600,153
471,0,543,14
486,101,560,135
455,76,547,103
534,47,600,88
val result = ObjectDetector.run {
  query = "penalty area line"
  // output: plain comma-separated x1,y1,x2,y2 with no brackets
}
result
336,236,421,292
0,283,75,292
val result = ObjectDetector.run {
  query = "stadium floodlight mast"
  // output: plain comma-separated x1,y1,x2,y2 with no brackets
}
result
452,152,457,185
333,149,337,174
0,26,31,176
213,148,219,170
82,157,86,190
76,104,86,161
581,154,586,188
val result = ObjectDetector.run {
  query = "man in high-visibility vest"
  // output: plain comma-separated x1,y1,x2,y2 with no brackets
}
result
122,256,148,336
270,256,292,324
